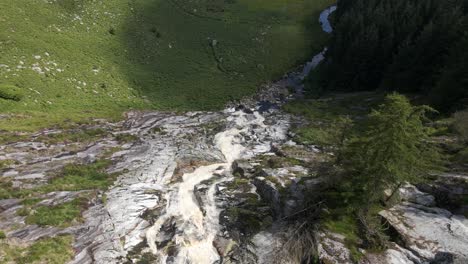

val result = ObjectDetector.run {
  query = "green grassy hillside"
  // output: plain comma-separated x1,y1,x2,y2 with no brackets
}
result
0,0,333,131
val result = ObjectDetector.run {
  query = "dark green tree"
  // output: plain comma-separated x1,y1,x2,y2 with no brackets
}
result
343,93,442,204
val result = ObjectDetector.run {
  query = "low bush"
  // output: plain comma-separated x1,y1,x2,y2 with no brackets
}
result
0,84,24,101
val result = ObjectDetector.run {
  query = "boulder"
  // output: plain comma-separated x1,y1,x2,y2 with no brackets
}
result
380,202,468,262
318,232,353,264
398,183,435,206
231,160,254,178
253,177,282,218
213,237,236,257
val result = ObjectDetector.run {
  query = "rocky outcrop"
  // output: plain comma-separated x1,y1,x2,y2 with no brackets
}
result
380,185,468,263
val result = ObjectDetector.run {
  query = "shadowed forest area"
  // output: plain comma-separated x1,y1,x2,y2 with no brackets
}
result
308,0,468,113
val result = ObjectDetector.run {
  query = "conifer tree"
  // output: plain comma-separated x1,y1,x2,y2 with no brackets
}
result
343,93,441,203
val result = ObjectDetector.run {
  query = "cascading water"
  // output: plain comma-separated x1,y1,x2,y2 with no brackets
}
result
71,5,337,264
146,109,280,263
144,5,337,264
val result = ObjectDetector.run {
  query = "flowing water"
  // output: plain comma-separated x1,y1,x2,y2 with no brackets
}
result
70,5,336,264
145,109,286,263
143,6,336,263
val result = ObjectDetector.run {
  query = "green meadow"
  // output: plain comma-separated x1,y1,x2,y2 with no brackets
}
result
0,0,333,131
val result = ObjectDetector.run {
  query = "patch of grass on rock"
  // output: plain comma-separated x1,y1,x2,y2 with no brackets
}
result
39,160,117,192
0,235,74,264
0,178,34,199
25,198,87,227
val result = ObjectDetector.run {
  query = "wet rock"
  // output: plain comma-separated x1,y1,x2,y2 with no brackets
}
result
232,160,254,178
213,236,236,257
194,178,215,215
253,177,282,218
173,158,220,183
155,217,176,247
235,105,254,114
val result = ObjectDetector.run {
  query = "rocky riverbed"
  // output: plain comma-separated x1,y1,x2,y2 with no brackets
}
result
1,5,468,264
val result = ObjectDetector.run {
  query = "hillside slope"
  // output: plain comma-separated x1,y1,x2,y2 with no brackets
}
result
0,0,333,131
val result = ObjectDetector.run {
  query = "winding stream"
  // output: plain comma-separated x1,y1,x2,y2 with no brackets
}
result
71,5,336,264
143,6,337,264
146,111,276,263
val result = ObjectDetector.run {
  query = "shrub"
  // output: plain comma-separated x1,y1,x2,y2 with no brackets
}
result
0,84,24,101
0,230,6,239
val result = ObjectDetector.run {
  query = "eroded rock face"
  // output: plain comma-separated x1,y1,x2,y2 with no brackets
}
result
380,185,468,263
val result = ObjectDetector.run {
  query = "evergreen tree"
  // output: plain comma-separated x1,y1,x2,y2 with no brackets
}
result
343,93,441,203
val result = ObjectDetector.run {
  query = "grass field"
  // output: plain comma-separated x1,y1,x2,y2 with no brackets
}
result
0,0,334,131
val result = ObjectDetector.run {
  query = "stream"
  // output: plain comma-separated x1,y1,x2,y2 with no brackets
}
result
70,5,336,264
2,4,467,264
143,6,336,263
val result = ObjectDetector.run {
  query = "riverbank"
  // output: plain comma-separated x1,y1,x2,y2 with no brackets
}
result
0,5,338,263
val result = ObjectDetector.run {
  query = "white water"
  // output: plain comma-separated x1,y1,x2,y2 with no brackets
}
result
146,109,272,263
145,5,336,263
